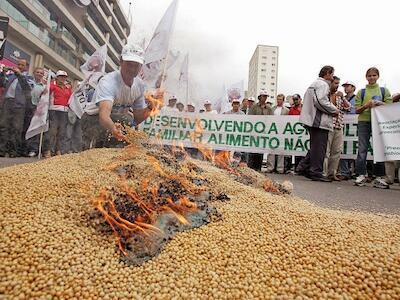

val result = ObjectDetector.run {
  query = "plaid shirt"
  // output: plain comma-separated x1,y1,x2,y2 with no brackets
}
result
332,96,347,130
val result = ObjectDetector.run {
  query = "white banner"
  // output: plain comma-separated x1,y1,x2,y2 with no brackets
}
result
69,44,107,118
25,70,54,140
371,103,400,162
140,112,367,159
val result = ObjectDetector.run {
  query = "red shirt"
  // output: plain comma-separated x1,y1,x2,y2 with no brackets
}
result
50,81,72,107
289,106,302,115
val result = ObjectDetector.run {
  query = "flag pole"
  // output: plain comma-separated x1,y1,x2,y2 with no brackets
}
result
186,54,189,103
38,130,43,159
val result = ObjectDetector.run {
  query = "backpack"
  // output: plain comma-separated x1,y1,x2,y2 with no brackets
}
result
361,87,385,103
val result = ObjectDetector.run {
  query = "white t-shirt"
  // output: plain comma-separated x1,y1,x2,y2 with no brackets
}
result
160,106,179,113
274,107,282,116
94,70,146,110
205,110,218,114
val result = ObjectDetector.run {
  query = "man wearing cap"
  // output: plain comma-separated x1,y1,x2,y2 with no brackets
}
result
0,59,33,157
204,100,218,114
186,103,196,113
223,99,245,115
43,70,72,156
94,44,154,142
247,91,273,171
160,95,179,113
337,81,357,180
246,97,256,114
296,66,340,182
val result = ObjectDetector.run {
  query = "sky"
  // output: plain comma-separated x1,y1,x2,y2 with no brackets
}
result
122,0,399,101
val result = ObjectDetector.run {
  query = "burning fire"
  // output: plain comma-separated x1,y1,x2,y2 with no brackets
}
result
93,179,199,256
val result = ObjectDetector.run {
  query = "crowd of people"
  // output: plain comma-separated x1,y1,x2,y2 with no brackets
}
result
1,45,399,189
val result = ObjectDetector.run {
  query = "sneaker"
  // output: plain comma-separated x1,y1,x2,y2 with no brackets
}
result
28,151,37,157
354,175,367,186
373,177,389,189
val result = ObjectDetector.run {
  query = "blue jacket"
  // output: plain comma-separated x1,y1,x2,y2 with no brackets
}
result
0,72,34,109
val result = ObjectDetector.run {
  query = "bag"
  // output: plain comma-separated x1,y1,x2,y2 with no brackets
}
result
361,87,385,103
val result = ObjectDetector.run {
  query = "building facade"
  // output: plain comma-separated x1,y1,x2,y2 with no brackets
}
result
0,0,130,83
248,45,279,102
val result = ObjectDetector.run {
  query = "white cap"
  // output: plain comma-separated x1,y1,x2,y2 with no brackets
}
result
248,96,256,102
168,95,177,101
56,70,68,77
258,90,269,97
342,81,356,88
204,100,212,105
121,44,144,64
187,102,195,107
232,99,240,103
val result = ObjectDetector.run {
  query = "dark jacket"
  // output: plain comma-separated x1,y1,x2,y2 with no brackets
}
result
0,72,33,109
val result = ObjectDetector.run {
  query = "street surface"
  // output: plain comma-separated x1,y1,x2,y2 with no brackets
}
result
1,157,399,215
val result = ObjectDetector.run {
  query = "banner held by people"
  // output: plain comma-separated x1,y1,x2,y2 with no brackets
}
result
141,112,369,159
371,103,400,162
25,69,54,140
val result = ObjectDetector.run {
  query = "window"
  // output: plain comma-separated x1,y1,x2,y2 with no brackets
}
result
271,82,275,86
271,76,275,79
270,89,275,92
261,56,267,59
261,62,266,66
262,82,266,85
272,57,276,60
271,70,276,73
272,50,276,54
261,69,266,72
272,63,276,66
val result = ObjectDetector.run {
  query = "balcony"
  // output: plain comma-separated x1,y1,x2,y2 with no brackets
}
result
4,15,83,80
99,0,127,41
89,5,124,49
6,0,51,29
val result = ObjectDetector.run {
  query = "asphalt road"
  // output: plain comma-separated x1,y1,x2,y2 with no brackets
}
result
1,157,399,215
269,173,400,215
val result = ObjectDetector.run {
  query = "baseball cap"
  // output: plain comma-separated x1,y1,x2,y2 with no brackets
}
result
187,102,195,107
248,97,256,102
56,70,68,77
258,90,269,97
168,95,177,101
342,81,356,88
232,99,240,103
121,44,144,64
204,100,212,105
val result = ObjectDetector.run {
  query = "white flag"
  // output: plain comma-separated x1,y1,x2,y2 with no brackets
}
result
25,70,54,140
144,0,178,64
80,44,107,85
220,80,244,113
69,44,107,118
140,50,180,88
179,53,188,83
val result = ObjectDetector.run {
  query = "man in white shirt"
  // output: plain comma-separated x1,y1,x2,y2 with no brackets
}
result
96,44,154,141
160,95,179,114
265,93,289,173
204,100,218,114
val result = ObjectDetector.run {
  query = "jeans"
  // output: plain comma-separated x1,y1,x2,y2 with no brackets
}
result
355,121,385,176
338,159,353,177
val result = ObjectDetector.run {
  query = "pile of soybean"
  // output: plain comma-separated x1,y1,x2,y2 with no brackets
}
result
1,148,399,299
